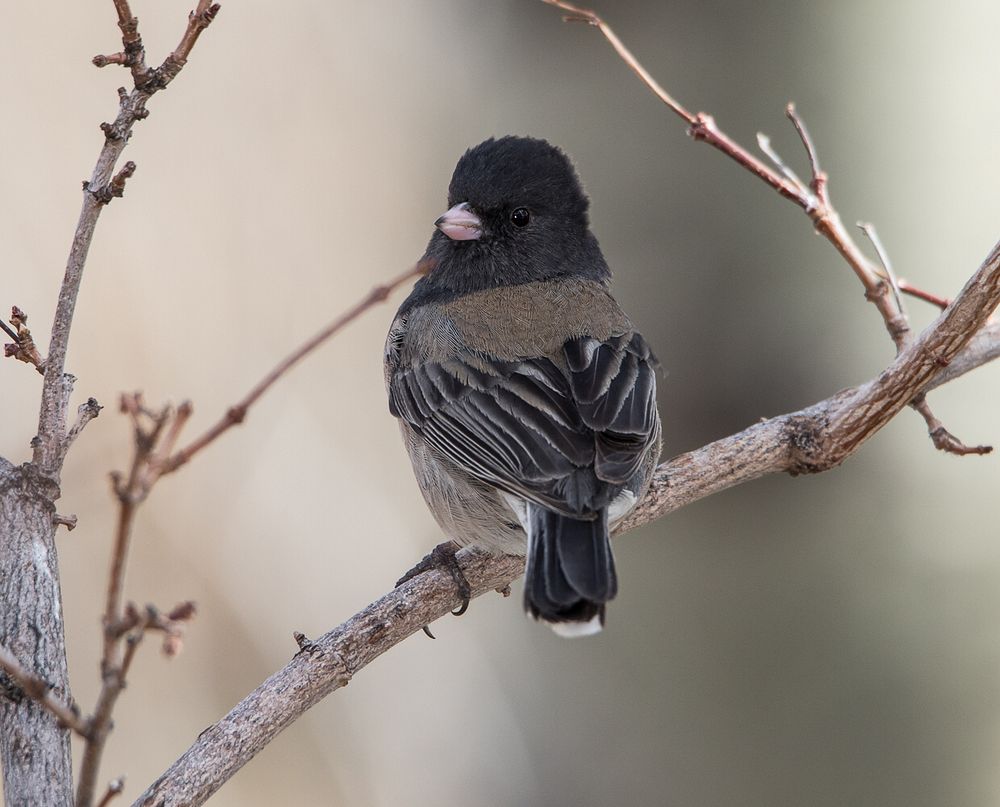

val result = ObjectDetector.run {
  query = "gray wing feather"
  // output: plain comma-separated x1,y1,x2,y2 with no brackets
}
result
389,332,658,517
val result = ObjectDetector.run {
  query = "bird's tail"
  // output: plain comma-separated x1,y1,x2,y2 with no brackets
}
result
523,503,617,637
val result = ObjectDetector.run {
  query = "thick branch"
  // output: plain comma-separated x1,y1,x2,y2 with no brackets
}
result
0,458,74,805
131,552,524,807
133,240,1000,807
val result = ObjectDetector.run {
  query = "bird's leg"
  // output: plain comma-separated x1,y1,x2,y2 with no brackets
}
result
395,540,472,638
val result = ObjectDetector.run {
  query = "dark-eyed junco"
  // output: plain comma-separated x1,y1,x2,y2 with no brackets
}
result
385,136,661,636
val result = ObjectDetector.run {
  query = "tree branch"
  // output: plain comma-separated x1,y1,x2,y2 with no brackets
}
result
157,260,430,476
132,237,1000,806
542,0,993,458
73,263,425,805
33,1,220,478
0,642,89,738
131,551,525,807
130,6,1000,797
542,0,908,349
0,4,221,806
0,457,74,804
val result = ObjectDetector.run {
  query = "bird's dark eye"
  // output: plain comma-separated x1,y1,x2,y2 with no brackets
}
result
510,207,530,227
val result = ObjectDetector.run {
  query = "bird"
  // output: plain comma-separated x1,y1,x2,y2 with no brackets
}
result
385,136,661,636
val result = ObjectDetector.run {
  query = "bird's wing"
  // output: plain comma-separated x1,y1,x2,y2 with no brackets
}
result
389,331,659,518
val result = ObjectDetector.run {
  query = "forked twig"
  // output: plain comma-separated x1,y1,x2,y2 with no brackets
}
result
543,0,990,456
78,262,425,807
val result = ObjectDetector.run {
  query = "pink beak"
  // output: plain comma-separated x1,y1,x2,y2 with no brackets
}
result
435,202,483,241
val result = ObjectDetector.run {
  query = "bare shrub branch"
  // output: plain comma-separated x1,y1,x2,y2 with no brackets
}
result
128,6,1000,801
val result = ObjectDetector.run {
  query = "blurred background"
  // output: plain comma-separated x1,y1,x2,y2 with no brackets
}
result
2,1,1000,805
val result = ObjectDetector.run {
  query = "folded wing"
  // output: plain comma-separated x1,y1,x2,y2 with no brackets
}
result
389,331,659,519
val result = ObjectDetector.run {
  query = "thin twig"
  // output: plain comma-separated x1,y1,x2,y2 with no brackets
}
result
542,0,1000,460
61,398,103,461
157,260,430,475
53,513,78,532
858,221,905,316
78,406,161,806
785,102,822,187
33,0,220,477
910,394,993,456
96,778,125,807
542,0,909,352
100,0,150,85
0,317,18,344
104,396,170,655
899,280,951,310
172,2,221,66
544,0,694,124
0,642,89,738
855,222,991,453
756,133,807,195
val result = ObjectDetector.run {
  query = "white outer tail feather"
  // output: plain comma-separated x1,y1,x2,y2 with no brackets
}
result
548,615,604,638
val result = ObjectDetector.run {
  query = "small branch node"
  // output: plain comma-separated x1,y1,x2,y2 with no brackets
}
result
4,305,46,373
109,470,126,501
53,513,78,532
61,396,103,459
96,776,126,807
293,632,319,655
191,3,222,28
89,161,137,205
930,426,993,456
687,112,717,141
166,601,197,622
92,52,127,68
756,131,808,194
99,121,123,142
858,221,905,316
911,393,992,456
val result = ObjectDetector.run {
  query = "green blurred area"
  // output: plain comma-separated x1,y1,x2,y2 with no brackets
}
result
1,1,999,805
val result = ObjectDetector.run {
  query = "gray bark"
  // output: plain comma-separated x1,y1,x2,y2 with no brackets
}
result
0,458,73,806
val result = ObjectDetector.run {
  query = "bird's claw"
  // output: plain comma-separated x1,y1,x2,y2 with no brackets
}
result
395,540,472,637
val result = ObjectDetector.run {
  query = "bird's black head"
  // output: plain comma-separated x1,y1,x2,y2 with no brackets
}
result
402,136,610,312
446,136,590,230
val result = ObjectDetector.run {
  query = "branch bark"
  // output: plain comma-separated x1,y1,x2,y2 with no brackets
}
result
0,458,74,806
132,238,1000,806
0,640,89,738
0,4,220,806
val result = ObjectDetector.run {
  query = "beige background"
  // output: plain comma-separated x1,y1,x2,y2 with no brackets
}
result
2,1,1000,805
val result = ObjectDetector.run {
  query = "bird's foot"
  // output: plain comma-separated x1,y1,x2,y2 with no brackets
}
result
395,540,472,638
